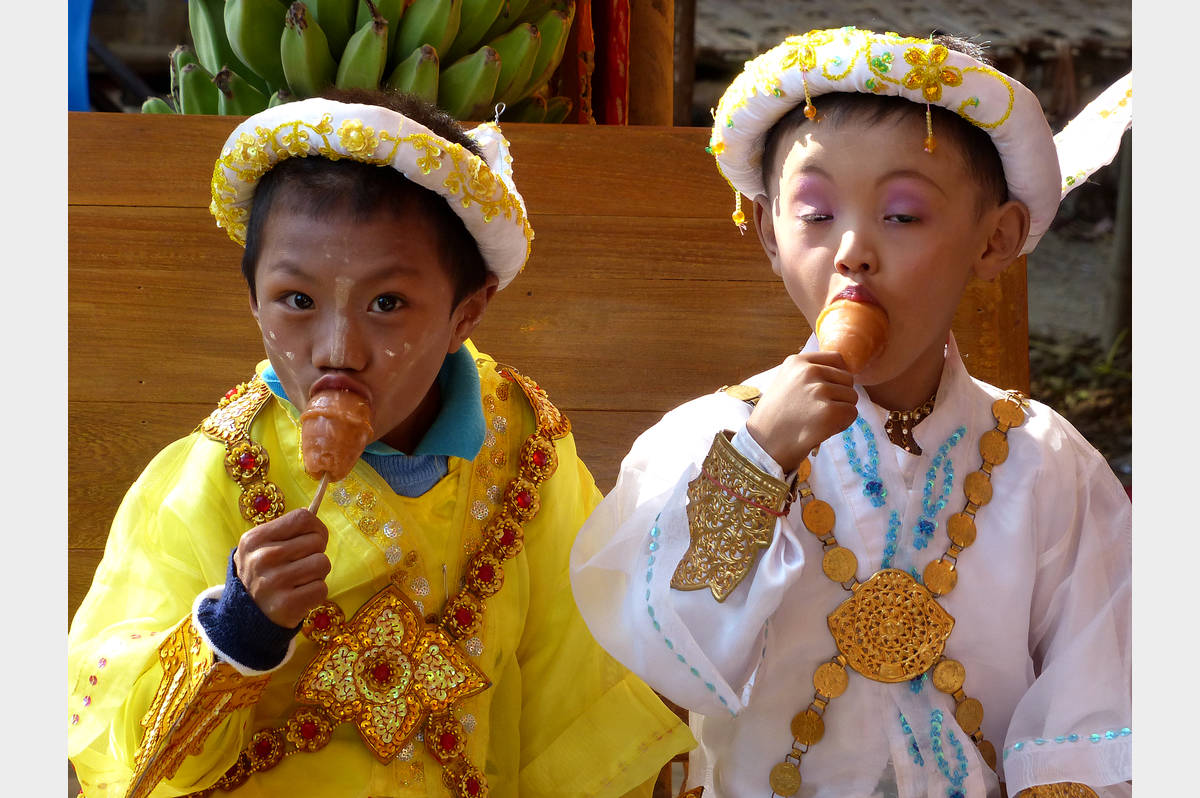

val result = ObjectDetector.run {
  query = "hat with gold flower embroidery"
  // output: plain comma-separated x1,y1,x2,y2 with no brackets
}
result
210,98,533,290
708,26,1132,255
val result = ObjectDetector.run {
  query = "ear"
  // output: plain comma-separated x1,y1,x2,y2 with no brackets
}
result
248,289,262,325
752,194,783,276
973,199,1031,282
448,273,500,352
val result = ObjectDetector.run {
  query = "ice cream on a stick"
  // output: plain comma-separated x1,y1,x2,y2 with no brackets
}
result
300,387,373,511
814,286,889,374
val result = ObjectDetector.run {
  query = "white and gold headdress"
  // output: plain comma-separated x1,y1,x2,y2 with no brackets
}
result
709,26,1132,255
210,98,533,290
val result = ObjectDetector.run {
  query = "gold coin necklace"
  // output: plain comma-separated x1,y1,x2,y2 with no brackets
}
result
768,392,1028,797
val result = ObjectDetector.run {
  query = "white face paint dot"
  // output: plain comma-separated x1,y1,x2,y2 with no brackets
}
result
385,349,396,357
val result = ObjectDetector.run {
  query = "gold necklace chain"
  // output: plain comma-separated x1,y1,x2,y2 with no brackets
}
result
767,392,1029,797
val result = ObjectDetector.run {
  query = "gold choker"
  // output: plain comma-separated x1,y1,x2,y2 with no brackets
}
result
884,393,937,454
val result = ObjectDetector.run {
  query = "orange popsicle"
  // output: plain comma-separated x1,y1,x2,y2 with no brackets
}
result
815,288,889,373
300,389,373,483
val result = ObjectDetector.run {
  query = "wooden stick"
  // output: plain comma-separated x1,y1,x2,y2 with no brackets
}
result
308,472,330,514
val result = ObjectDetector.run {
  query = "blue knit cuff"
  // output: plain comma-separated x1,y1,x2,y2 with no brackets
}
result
195,550,299,672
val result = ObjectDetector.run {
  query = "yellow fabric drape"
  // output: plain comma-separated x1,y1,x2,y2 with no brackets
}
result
68,347,694,797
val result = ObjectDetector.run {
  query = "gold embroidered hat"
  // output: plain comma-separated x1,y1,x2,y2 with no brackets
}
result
210,97,533,290
709,26,1132,255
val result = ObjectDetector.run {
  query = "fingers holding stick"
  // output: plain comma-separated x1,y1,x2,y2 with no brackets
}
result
308,472,330,515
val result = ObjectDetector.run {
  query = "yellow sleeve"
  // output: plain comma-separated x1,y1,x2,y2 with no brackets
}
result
68,433,267,798
514,430,696,798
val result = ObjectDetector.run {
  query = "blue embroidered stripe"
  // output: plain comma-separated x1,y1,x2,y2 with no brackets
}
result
1003,727,1131,760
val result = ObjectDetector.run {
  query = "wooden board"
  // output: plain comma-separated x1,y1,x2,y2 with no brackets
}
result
67,112,1029,619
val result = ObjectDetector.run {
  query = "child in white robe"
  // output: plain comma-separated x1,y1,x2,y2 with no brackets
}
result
569,27,1132,798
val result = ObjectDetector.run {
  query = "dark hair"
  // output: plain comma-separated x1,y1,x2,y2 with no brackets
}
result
241,88,489,307
761,34,1008,212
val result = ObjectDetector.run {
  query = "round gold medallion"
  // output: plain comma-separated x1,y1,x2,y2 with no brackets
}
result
946,513,977,548
724,384,762,403
813,661,849,698
932,658,965,694
955,697,984,734
977,738,997,770
790,708,825,745
991,397,1025,428
795,458,812,484
979,429,1009,465
802,499,835,536
769,761,803,796
963,471,993,507
923,558,958,595
822,546,858,583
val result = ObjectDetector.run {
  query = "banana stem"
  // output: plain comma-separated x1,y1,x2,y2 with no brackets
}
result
309,472,331,514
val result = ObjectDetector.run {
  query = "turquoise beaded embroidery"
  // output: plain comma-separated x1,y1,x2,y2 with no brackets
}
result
929,709,968,798
1003,727,1130,760
899,711,926,766
881,510,902,569
643,515,736,716
843,417,887,506
912,426,965,550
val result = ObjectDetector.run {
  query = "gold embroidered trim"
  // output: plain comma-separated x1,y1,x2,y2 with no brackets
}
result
198,379,273,444
1016,784,1100,798
125,619,270,798
671,430,793,602
495,363,571,440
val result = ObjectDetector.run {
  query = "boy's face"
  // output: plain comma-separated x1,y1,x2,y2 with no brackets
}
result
754,111,1026,403
249,202,496,451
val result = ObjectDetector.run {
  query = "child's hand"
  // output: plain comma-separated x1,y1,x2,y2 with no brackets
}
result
234,509,332,629
746,351,859,473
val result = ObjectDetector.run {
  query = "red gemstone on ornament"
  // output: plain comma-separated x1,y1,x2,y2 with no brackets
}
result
439,731,459,753
372,663,392,683
515,490,532,509
313,612,331,630
532,450,548,467
454,607,474,627
477,564,495,583
225,388,238,400
238,452,258,470
300,721,317,739
89,675,98,685
254,738,273,758
466,776,482,796
253,495,272,514
499,529,516,547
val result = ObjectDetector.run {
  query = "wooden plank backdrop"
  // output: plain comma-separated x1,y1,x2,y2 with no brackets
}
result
68,112,1029,621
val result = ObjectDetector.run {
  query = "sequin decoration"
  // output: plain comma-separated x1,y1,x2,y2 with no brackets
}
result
929,709,969,797
411,577,431,597
464,637,484,657
471,500,490,521
843,418,887,507
912,427,965,550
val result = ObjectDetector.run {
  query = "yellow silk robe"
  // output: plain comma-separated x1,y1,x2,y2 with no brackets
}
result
68,348,693,798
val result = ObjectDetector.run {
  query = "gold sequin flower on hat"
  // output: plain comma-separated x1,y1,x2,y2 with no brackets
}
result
902,44,963,102
337,119,380,157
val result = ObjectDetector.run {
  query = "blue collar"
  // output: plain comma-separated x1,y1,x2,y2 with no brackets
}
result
262,347,486,460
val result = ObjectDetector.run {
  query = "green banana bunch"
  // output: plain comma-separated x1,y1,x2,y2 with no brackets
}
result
308,0,357,59
543,94,571,123
214,67,272,115
269,88,296,107
281,1,337,98
487,22,540,107
179,62,221,115
516,0,555,25
141,96,176,114
520,1,573,101
335,2,389,90
395,0,462,64
385,43,440,105
438,45,501,121
355,0,406,62
169,44,199,110
505,93,547,123
445,0,505,62
225,0,290,93
480,0,530,44
188,0,265,93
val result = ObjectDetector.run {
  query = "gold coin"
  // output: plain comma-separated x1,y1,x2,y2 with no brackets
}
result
946,513,977,548
795,458,812,483
924,559,958,595
769,762,803,796
963,471,993,507
979,429,1009,465
955,697,984,734
813,661,849,698
977,739,997,770
724,384,762,403
991,397,1025,428
802,499,835,536
822,546,858,583
790,708,825,745
932,659,966,693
